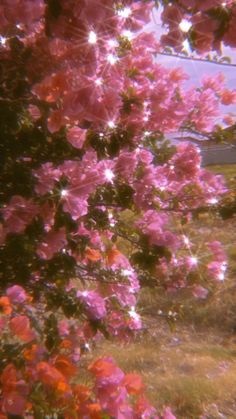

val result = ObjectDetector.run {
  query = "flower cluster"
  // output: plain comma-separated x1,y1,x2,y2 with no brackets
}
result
0,284,178,418
0,0,233,416
160,0,236,53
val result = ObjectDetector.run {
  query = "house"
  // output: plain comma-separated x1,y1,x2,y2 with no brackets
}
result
167,125,236,166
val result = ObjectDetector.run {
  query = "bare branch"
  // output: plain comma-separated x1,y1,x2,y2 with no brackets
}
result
155,51,236,67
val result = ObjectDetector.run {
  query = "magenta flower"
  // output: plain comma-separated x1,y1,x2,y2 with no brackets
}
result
207,261,227,282
162,406,177,419
62,190,88,221
2,392,27,416
115,152,138,181
6,285,27,304
36,227,67,260
2,196,38,235
208,241,226,262
33,163,61,195
76,290,107,320
192,285,209,299
67,127,87,149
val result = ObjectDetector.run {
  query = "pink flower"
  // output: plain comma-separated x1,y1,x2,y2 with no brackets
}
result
131,1,155,25
58,320,70,337
40,201,56,232
170,142,201,180
33,72,67,103
208,241,226,262
161,4,183,25
62,191,88,220
136,210,180,250
161,29,185,51
89,357,124,386
128,309,142,331
192,12,219,34
79,0,114,27
98,386,131,418
6,286,27,304
0,364,29,416
220,89,236,105
77,290,107,320
2,196,38,235
0,0,45,32
135,395,158,418
36,227,67,260
207,261,227,282
169,67,189,83
67,127,87,149
2,392,27,416
62,91,85,120
223,114,235,125
88,356,135,417
200,170,227,198
202,73,225,94
162,406,177,419
47,110,65,133
33,163,61,195
192,285,209,299
189,89,219,131
9,316,35,343
191,13,219,53
115,152,138,181
185,256,198,270
223,7,236,47
108,284,136,307
28,104,41,120
138,149,153,165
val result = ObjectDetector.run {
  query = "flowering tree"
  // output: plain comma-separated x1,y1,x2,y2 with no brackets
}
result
0,1,235,417
158,0,236,53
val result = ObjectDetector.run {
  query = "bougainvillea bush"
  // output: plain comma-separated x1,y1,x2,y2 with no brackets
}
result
0,1,235,417
159,0,236,53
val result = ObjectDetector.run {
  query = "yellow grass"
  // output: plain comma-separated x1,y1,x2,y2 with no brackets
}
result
93,324,236,418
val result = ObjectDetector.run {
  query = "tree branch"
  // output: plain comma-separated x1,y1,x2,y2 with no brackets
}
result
155,51,236,67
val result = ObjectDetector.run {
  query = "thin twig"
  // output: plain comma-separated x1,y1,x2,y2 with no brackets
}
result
155,51,236,67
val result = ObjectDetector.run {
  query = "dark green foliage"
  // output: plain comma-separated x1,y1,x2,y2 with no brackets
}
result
0,343,25,371
88,128,134,159
44,313,61,352
89,182,134,209
131,239,172,271
121,89,142,114
54,206,78,232
116,183,134,208
87,207,110,229
47,0,62,19
46,288,83,318
42,253,76,283
0,234,38,287
219,201,236,219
